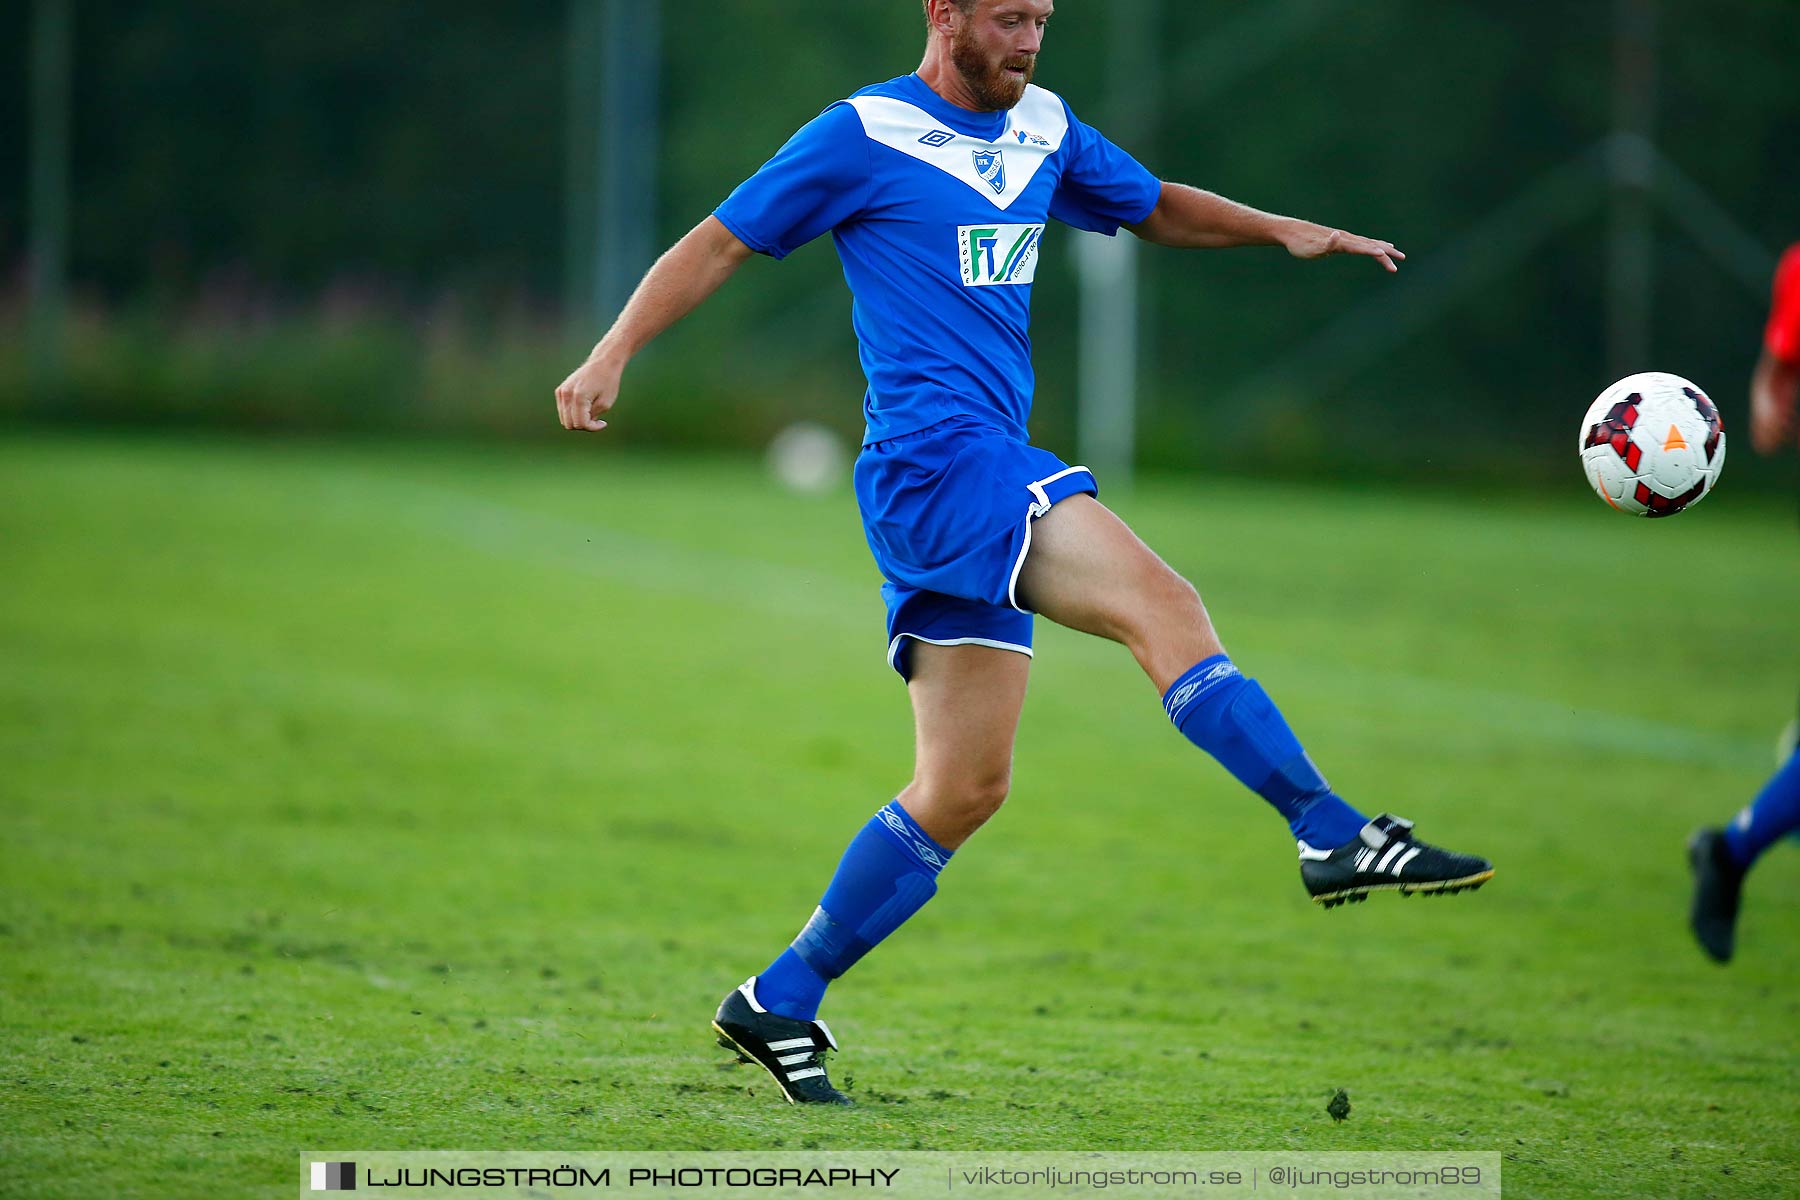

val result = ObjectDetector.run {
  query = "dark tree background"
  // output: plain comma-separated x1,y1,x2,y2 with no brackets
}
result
2,1,1796,481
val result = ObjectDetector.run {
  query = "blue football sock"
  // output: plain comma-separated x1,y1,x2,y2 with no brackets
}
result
754,800,952,1022
1164,655,1368,848
755,947,827,1023
1722,745,1800,869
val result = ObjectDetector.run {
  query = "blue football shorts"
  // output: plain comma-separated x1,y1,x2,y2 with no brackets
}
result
853,414,1098,681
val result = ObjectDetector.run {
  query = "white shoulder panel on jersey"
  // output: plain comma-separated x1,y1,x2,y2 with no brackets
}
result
844,85,1069,212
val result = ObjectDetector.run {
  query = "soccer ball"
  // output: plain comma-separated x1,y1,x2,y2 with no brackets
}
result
1578,372,1725,517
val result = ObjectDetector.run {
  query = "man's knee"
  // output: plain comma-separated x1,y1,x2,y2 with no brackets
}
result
1155,566,1203,615
914,764,1013,826
1116,562,1205,642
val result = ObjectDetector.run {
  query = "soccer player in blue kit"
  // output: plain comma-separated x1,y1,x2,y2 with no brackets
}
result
556,0,1494,1104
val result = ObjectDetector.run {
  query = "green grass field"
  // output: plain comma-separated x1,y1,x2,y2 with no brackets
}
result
3,432,1798,1198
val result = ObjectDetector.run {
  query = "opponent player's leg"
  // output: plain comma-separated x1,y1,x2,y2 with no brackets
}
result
1015,494,1492,904
715,642,1027,1102
1688,742,1800,963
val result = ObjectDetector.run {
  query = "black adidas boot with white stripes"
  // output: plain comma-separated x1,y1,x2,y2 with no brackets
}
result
712,978,852,1105
1299,813,1494,907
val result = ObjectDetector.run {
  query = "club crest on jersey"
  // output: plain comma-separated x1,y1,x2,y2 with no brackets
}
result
972,149,1006,195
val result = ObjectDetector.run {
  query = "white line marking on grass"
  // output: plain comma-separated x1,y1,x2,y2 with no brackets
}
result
402,484,873,629
387,480,1766,772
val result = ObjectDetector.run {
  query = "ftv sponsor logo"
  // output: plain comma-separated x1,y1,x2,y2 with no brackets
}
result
957,224,1044,287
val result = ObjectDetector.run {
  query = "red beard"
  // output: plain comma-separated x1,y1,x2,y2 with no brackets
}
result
950,22,1034,110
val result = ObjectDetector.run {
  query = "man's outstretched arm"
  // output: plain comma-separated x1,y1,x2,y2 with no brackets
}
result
556,216,756,432
1125,181,1404,273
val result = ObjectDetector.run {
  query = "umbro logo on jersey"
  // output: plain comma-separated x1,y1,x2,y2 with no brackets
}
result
917,129,955,147
972,149,1006,195
958,224,1043,287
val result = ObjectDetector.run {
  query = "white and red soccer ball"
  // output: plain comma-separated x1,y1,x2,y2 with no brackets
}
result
1579,371,1725,517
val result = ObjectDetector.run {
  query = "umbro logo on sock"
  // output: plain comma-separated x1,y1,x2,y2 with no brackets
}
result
1165,661,1242,721
878,806,946,870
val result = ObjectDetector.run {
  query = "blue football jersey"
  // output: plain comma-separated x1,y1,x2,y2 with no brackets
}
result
714,73,1160,445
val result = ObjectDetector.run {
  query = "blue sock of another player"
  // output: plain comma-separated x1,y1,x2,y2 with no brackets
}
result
1722,745,1800,869
1164,655,1368,848
753,800,952,1022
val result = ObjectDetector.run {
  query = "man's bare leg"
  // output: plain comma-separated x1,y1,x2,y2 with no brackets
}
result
1016,494,1492,904
895,641,1031,849
1014,494,1221,693
728,643,1027,1064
